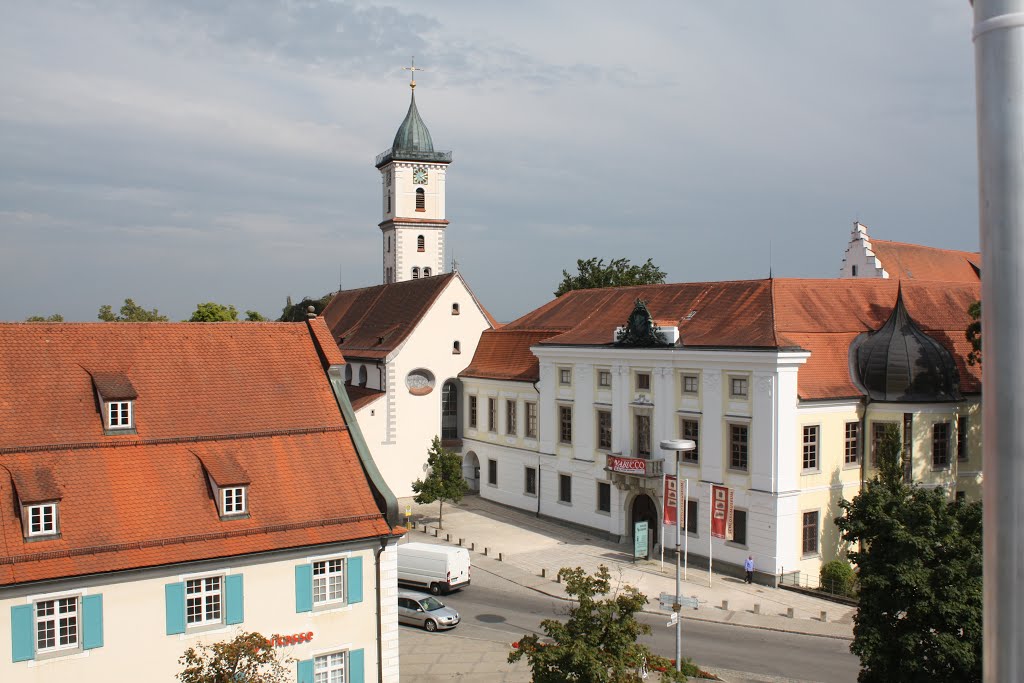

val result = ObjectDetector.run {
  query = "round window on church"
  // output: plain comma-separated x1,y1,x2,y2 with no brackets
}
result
406,368,436,396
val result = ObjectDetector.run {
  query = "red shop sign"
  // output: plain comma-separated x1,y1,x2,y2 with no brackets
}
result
267,632,314,647
608,456,647,475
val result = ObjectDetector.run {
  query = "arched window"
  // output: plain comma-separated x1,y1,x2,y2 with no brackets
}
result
416,188,425,211
453,340,461,354
452,303,460,315
386,194,391,213
417,235,425,252
441,381,459,440
387,235,391,252
423,267,431,277
345,365,352,384
412,267,420,279
851,265,858,277
358,366,368,387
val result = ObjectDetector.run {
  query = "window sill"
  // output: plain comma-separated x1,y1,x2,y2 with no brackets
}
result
842,462,860,470
728,467,749,473
312,601,353,615
725,541,748,549
557,500,572,506
800,468,821,476
33,645,84,662
680,460,700,467
596,508,611,516
801,552,821,560
524,491,537,498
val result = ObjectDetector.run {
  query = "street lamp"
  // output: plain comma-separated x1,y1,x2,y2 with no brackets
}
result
660,438,695,674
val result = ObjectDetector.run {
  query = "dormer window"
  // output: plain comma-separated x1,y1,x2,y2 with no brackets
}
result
27,502,59,537
107,401,132,430
220,487,247,516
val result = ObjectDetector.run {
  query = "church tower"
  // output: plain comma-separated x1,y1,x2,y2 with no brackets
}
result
375,67,451,284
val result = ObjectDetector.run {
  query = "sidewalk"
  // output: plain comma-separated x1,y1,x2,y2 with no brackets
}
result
400,494,855,641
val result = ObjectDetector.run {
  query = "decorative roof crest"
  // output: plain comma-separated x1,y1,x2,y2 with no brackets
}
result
614,299,669,347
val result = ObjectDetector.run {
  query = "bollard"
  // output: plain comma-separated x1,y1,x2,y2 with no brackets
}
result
410,521,416,530
498,552,503,561
458,538,464,547
484,547,489,556
720,599,729,610
787,607,795,619
556,573,562,584
820,610,828,622
446,533,451,542
470,542,475,551
433,528,439,537
541,568,547,578
753,603,760,615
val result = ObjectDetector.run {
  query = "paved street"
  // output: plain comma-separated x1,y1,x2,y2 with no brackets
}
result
397,495,861,682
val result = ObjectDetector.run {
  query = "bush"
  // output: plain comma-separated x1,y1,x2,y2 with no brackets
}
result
820,559,856,596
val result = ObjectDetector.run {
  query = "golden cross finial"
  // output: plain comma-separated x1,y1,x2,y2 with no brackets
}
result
403,56,424,89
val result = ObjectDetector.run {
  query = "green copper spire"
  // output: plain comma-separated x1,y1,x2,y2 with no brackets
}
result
375,58,452,168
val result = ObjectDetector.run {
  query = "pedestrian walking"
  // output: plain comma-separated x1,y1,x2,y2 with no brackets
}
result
744,555,755,584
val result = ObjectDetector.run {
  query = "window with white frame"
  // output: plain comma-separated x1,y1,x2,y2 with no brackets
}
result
185,576,223,627
844,422,860,465
220,487,247,516
468,396,477,428
27,502,58,536
488,398,497,432
506,400,517,436
314,651,347,683
682,374,699,395
729,377,748,399
802,511,819,556
597,481,611,513
524,467,537,496
802,426,819,471
558,474,572,503
597,410,612,450
312,559,345,606
597,370,611,388
35,596,78,654
957,416,968,460
729,423,749,471
680,419,699,464
559,405,572,444
106,401,132,429
525,402,537,438
933,421,951,468
559,368,572,385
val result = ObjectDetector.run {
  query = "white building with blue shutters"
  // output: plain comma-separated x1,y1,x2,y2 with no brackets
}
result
0,321,404,682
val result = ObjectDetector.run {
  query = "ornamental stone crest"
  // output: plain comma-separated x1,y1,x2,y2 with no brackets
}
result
614,299,669,348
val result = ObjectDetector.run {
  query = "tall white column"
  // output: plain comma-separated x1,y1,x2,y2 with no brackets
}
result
973,2,1024,680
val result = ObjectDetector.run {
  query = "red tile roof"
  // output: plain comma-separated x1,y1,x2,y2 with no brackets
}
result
461,279,981,401
344,385,386,411
870,239,981,282
322,273,497,360
0,320,394,586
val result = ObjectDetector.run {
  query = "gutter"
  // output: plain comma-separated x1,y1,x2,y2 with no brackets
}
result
374,535,388,683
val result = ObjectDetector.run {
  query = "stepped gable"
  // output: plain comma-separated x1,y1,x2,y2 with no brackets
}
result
0,320,393,586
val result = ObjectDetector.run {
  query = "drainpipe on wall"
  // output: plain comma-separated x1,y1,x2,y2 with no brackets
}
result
375,535,389,683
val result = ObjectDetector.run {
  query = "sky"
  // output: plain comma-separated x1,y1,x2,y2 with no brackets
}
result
0,1,980,323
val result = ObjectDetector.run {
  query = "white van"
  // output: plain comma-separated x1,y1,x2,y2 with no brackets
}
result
397,542,471,595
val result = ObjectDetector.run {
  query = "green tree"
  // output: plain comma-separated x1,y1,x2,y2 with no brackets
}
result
177,631,290,683
278,293,333,322
98,298,169,322
245,310,268,321
835,424,982,683
188,302,240,322
410,436,468,529
554,257,667,297
509,565,696,682
25,314,64,322
966,300,981,366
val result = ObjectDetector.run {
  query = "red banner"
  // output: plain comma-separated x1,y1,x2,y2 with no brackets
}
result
663,475,677,525
711,485,733,540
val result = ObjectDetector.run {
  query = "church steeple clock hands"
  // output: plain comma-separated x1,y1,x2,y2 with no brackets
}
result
376,58,452,284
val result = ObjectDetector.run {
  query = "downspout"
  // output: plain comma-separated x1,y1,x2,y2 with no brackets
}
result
375,535,389,683
532,378,542,517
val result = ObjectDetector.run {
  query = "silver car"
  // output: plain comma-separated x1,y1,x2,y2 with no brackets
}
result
397,590,461,632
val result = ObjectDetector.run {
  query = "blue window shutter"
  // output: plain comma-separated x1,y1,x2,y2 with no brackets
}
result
11,604,34,662
81,594,104,650
296,658,314,683
225,574,244,625
349,648,365,683
295,564,313,613
347,556,363,604
165,582,186,635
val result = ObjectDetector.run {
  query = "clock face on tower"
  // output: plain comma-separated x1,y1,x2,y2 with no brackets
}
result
413,167,428,184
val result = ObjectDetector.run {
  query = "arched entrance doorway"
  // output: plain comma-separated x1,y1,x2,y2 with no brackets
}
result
630,493,659,551
463,451,480,493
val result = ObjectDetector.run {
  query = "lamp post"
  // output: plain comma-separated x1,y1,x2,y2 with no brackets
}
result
660,438,696,674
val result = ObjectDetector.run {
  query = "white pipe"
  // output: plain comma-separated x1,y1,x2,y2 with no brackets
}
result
972,2,1024,681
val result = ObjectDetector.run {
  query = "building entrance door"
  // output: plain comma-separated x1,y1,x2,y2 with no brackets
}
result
631,493,659,548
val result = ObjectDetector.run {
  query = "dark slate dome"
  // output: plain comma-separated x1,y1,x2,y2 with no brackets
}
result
392,92,435,156
849,287,962,402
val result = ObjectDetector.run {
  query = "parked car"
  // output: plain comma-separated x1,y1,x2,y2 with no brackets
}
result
397,542,471,595
397,590,461,632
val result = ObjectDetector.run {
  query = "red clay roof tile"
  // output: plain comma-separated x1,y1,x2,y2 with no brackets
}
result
870,239,980,282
